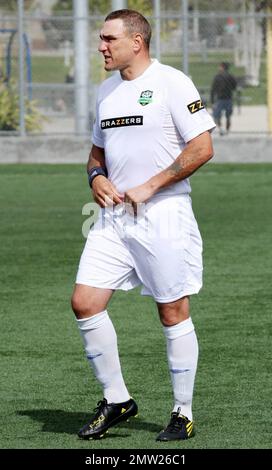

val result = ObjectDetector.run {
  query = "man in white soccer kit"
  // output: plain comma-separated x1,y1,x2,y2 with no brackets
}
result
71,9,215,441
77,59,212,301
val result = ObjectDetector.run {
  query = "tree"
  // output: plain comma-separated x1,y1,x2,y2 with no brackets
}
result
255,0,272,10
0,79,45,132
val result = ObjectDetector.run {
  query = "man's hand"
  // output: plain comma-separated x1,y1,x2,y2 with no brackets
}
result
92,176,124,208
124,183,155,215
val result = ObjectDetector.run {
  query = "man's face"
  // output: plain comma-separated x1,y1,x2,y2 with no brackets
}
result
98,19,135,72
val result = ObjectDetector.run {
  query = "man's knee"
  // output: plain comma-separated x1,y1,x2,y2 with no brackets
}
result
71,285,113,319
71,291,91,318
157,296,190,327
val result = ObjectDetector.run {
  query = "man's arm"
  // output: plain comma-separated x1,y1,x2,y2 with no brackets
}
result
87,144,123,207
87,143,107,172
125,131,213,206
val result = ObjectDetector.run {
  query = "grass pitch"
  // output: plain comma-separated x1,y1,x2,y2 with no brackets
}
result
0,163,271,449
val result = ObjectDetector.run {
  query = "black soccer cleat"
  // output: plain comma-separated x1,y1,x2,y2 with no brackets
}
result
156,409,195,442
78,398,138,439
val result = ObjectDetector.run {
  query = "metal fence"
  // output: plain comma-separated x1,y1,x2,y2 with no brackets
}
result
0,1,271,136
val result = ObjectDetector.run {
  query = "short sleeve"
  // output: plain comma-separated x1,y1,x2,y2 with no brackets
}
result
91,98,104,148
167,73,215,143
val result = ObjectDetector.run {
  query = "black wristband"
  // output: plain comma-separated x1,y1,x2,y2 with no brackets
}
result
87,166,108,188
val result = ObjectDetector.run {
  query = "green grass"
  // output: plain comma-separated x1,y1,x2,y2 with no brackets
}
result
0,163,271,449
32,57,70,83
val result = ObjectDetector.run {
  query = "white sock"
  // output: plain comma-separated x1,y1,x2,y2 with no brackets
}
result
163,317,199,421
77,310,130,404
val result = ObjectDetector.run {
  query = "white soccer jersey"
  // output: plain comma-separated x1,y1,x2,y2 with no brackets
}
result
92,59,215,196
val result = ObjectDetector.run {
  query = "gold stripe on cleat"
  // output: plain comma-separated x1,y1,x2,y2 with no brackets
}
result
186,423,194,436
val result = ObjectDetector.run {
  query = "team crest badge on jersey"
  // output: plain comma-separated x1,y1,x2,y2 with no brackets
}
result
138,90,153,106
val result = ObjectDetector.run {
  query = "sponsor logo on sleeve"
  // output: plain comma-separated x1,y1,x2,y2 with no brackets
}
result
187,99,205,114
101,115,143,129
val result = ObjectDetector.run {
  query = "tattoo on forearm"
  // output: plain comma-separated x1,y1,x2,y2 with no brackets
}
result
168,161,183,177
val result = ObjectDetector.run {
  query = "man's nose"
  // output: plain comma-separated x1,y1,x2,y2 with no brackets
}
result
98,40,107,52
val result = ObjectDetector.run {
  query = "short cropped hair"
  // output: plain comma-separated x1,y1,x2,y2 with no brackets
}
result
220,62,230,71
105,9,152,49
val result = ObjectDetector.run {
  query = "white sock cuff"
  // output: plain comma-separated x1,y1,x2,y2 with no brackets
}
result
163,317,194,340
76,310,108,331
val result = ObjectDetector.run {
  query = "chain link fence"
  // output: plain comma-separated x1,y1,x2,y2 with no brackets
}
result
0,2,271,136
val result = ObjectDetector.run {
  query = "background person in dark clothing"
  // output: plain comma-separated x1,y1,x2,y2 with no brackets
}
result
211,62,237,135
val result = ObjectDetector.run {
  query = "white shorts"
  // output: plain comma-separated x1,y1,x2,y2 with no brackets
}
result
76,194,203,303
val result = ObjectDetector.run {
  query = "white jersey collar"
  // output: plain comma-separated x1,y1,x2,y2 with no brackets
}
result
119,58,159,83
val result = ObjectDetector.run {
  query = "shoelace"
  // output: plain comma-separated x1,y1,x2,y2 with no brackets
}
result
166,412,187,433
87,400,108,430
94,398,108,413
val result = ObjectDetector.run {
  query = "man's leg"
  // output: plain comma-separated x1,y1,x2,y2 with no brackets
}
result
71,284,131,403
226,112,231,132
71,284,137,439
156,296,198,441
225,99,233,132
213,100,223,135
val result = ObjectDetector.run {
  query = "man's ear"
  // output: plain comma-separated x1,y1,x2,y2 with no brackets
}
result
133,33,144,52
